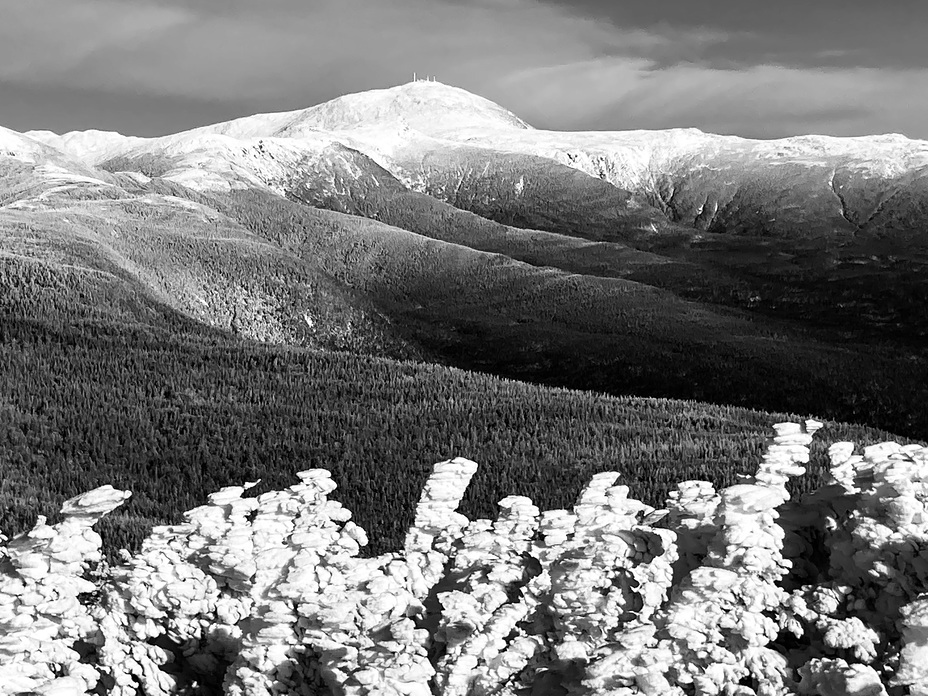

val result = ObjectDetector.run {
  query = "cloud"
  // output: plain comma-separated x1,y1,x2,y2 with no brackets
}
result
0,0,726,102
536,0,928,71
0,0,194,82
498,58,928,138
1,0,926,139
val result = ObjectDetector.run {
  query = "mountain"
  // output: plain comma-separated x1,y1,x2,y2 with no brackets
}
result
192,80,533,139
5,80,928,443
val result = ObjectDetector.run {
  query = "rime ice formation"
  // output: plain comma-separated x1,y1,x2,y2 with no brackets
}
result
3,422,928,695
582,421,822,696
0,485,131,694
780,434,928,696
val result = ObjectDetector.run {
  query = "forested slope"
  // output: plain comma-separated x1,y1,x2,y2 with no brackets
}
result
1,296,916,560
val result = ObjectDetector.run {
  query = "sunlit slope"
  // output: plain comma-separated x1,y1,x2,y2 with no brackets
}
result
0,152,418,356
88,108,928,344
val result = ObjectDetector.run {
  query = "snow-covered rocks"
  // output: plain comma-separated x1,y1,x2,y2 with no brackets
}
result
2,421,928,694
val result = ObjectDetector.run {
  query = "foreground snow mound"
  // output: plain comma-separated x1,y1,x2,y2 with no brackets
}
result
2,421,928,695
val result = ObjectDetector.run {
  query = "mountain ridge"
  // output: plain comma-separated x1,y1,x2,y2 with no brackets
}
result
25,81,928,152
26,80,928,246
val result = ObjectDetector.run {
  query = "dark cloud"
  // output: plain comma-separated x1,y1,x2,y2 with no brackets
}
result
500,60,928,139
540,0,928,71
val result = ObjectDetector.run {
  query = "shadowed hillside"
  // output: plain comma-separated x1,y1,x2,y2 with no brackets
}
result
1,305,915,560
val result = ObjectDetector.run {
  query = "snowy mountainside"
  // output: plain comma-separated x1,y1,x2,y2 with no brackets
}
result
88,123,683,280
0,129,423,355
450,126,928,238
25,80,928,242
61,109,671,245
0,125,114,178
98,131,402,200
0,126,122,206
450,127,928,191
4,80,928,441
1,125,61,162
26,128,142,166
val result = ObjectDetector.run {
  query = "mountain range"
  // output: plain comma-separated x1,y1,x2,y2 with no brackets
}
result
3,80,928,441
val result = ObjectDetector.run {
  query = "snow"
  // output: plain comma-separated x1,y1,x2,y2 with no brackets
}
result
91,130,380,197
9,82,928,212
33,163,113,188
0,126,58,163
184,81,531,142
25,129,142,166
424,125,928,196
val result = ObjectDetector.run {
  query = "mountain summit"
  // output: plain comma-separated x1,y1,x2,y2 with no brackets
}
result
193,81,533,140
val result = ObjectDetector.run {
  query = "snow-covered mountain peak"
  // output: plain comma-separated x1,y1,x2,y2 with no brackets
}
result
7,81,928,227
183,81,531,143
280,81,533,137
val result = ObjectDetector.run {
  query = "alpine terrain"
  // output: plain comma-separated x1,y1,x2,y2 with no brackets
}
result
2,80,927,552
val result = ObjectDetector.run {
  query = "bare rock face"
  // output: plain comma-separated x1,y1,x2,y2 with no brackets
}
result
3,421,928,695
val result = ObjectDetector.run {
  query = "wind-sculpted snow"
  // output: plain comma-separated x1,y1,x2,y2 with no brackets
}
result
4,422,928,695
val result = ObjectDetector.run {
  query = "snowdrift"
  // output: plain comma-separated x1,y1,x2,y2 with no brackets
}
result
2,422,927,695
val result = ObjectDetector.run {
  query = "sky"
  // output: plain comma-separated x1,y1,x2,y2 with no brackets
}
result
1,0,927,139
